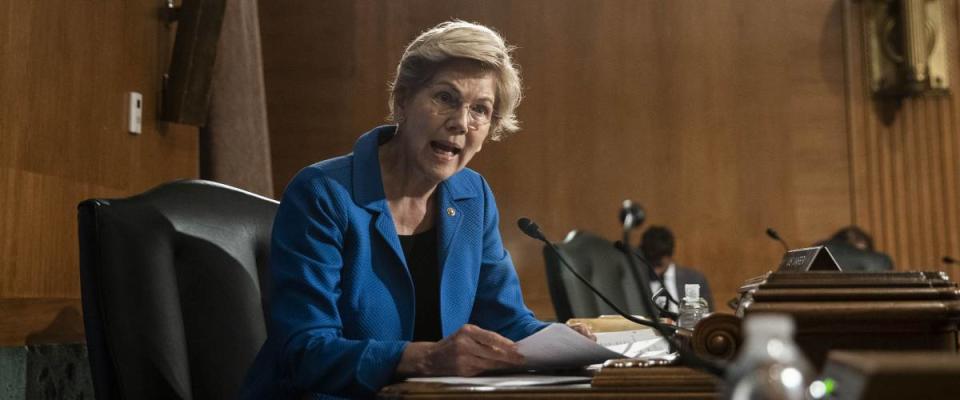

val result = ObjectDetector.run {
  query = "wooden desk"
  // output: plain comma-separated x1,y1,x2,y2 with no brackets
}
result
735,271,960,367
379,366,722,399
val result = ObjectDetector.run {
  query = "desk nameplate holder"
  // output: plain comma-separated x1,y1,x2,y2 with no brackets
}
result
777,246,842,272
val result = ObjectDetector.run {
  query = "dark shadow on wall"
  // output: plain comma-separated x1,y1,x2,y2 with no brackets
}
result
25,307,85,346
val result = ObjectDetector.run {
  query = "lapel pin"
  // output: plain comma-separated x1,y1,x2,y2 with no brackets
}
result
446,207,456,217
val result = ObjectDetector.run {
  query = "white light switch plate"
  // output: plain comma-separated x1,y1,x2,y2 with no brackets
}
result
128,92,142,134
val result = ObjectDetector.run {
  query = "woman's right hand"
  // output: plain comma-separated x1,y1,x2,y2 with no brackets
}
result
396,324,525,377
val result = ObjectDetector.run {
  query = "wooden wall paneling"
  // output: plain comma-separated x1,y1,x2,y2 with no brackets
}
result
261,0,853,319
918,98,935,265
847,0,888,260
880,105,898,259
844,0,874,245
916,98,935,267
895,101,909,264
0,0,198,345
934,99,952,271
919,98,938,266
902,100,918,266
846,0,960,277
928,97,943,267
951,1,960,280
846,0,881,263
945,91,960,281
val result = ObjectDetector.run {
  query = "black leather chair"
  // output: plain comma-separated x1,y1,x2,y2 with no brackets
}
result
78,180,278,400
823,241,896,272
543,230,651,322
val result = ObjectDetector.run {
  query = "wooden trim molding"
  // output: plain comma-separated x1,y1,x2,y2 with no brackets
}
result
0,298,84,346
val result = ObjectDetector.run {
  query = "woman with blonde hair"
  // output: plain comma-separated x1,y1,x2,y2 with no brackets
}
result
242,21,587,399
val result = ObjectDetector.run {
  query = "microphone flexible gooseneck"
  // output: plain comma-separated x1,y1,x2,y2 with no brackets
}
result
766,227,790,253
613,240,680,314
517,218,667,331
616,201,680,311
613,209,727,378
518,216,726,377
517,217,668,328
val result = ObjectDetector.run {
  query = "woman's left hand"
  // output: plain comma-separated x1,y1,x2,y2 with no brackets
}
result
567,323,596,341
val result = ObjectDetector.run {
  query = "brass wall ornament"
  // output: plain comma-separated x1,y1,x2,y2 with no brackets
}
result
865,0,949,97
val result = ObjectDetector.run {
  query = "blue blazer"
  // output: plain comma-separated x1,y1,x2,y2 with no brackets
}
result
241,126,546,399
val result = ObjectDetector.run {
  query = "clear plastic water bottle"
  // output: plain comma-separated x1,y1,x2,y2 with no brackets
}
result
726,314,814,400
678,284,708,329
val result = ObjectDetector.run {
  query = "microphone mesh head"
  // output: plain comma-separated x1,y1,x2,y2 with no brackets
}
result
619,200,645,229
517,217,544,241
517,217,531,231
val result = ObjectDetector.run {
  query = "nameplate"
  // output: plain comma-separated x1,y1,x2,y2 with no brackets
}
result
777,246,842,272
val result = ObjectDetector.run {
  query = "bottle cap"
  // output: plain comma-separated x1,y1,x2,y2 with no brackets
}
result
684,284,700,300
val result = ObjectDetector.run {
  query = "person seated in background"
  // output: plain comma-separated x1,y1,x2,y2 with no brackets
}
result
820,225,895,272
640,226,714,313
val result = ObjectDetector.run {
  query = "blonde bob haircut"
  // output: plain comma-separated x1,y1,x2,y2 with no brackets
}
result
389,20,522,141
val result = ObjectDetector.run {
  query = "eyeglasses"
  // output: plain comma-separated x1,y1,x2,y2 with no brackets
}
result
430,90,496,127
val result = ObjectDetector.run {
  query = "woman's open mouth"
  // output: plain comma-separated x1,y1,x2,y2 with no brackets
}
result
430,141,462,158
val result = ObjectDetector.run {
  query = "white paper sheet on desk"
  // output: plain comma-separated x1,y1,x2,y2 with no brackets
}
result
406,375,591,387
596,328,671,359
517,323,672,370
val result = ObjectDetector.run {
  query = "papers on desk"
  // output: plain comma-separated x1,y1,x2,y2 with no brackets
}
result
406,375,592,387
517,323,672,370
596,329,671,360
402,324,670,387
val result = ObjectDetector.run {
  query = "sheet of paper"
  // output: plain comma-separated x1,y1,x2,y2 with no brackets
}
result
406,374,591,387
596,329,671,359
516,323,625,369
595,327,659,346
517,323,674,369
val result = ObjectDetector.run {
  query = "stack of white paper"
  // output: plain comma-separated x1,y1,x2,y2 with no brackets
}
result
517,323,672,370
406,375,592,387
595,328,671,360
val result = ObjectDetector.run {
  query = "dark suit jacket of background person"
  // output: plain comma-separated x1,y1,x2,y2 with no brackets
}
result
823,241,895,272
674,265,715,312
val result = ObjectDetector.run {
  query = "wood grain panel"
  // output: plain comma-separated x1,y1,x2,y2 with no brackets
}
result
846,0,960,280
0,0,198,344
0,298,84,346
261,0,853,319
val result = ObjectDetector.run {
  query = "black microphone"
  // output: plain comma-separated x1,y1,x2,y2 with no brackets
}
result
619,200,646,230
944,256,957,265
516,217,664,331
517,217,547,242
766,227,790,253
